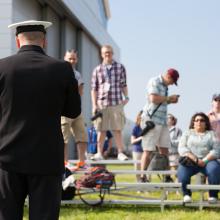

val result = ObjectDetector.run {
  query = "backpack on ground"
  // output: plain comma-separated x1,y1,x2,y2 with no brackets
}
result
75,166,115,206
62,167,76,200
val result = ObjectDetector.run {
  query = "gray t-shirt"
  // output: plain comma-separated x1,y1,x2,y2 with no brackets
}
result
74,69,84,86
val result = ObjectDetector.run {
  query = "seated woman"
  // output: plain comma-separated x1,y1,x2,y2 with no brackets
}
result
178,112,220,204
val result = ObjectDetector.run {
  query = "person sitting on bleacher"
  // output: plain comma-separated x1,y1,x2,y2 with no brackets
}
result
178,112,220,204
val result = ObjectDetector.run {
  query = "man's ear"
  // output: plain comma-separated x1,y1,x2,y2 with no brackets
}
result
43,37,47,49
15,37,20,48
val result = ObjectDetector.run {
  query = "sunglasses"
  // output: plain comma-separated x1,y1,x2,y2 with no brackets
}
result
214,99,220,102
194,119,205,123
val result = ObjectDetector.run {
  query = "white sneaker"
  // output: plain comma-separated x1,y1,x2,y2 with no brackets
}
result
208,197,218,204
62,175,75,190
117,152,128,161
90,153,104,160
183,195,192,203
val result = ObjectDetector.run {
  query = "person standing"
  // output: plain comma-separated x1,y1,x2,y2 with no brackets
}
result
61,49,88,170
103,130,113,158
91,45,129,161
0,20,81,220
207,93,220,141
131,111,143,182
140,68,180,182
167,113,182,181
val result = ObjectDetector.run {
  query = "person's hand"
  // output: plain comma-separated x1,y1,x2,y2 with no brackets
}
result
168,95,179,104
92,105,98,115
122,98,129,105
197,159,206,167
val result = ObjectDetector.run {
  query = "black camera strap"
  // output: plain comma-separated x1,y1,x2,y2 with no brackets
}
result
147,103,162,119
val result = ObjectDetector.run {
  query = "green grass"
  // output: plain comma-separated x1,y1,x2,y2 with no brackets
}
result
23,164,220,219
23,206,220,220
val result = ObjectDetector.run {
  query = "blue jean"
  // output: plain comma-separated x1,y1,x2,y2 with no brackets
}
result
177,160,220,197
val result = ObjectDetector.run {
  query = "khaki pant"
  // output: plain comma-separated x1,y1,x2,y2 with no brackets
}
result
94,104,126,131
61,113,88,144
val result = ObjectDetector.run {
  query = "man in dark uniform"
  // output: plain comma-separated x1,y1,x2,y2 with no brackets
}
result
0,20,81,220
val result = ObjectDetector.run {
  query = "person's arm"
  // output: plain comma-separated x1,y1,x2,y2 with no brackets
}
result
171,128,182,146
91,68,98,114
122,86,129,105
178,131,197,162
120,64,129,105
131,135,142,145
62,63,81,118
107,137,113,152
131,126,142,144
91,90,98,114
78,84,83,96
149,93,179,105
199,131,220,166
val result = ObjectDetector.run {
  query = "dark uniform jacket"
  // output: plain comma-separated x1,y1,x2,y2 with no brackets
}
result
0,45,81,175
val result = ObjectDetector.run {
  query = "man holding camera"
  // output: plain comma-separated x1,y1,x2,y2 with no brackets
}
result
140,68,180,182
91,45,129,161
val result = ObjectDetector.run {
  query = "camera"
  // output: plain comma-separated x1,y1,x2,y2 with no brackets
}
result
90,111,103,121
140,120,155,136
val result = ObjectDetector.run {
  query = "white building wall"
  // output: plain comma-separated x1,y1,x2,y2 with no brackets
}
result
78,31,100,125
61,0,120,60
44,7,60,58
82,0,106,27
0,0,12,58
61,20,77,56
12,0,42,53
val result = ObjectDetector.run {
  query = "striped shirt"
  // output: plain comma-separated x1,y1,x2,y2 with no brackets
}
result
143,75,168,125
91,60,127,107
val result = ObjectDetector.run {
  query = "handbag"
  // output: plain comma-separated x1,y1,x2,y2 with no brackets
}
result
179,156,198,167
148,152,169,171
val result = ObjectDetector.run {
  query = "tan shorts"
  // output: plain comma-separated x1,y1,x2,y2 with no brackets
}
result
61,113,88,144
141,123,171,151
132,152,142,171
94,104,126,131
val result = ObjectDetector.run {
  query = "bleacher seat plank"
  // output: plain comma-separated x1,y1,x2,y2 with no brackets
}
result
65,160,220,210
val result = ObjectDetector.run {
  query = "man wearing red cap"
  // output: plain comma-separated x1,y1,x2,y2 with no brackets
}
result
139,68,180,182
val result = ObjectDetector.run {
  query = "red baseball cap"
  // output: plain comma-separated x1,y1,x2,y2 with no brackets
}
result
167,68,179,85
212,93,220,100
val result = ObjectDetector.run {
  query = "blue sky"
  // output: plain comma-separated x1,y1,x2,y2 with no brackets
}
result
108,0,220,130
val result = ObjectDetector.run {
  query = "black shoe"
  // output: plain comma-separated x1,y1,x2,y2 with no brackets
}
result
165,176,174,183
140,175,149,183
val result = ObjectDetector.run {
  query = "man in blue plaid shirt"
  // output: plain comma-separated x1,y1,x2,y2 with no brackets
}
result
140,69,180,182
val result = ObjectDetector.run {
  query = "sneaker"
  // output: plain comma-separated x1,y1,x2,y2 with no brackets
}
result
117,152,128,161
65,161,76,172
208,197,218,204
164,175,174,183
183,195,192,203
140,175,149,183
90,153,104,160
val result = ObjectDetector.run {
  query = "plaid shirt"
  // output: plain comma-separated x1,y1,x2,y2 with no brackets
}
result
143,75,168,125
91,60,127,107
